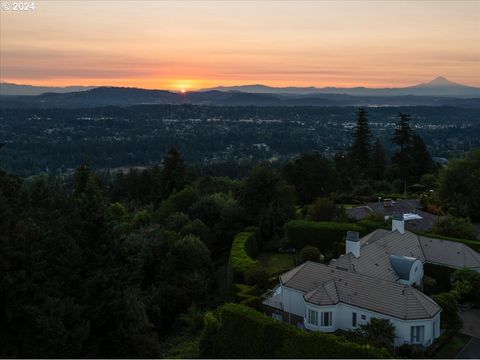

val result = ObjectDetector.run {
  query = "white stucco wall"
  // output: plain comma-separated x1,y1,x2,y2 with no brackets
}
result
281,285,441,347
281,286,305,317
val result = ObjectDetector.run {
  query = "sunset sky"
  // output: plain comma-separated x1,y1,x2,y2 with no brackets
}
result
1,0,479,90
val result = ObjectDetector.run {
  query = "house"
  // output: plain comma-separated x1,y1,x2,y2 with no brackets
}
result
263,215,480,347
346,198,442,233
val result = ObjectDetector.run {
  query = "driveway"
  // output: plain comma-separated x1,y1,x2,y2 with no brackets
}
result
459,308,480,338
457,337,480,359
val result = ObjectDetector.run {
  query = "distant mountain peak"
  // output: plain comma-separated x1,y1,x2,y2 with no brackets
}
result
423,76,461,87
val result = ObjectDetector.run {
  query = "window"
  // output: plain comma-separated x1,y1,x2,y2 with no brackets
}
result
410,326,425,344
272,313,282,321
361,314,366,320
321,312,332,327
352,312,357,327
307,309,318,326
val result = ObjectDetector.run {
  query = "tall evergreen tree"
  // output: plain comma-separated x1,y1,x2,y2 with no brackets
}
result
349,108,371,179
391,112,414,183
409,134,435,180
392,113,413,151
370,137,386,180
160,147,187,199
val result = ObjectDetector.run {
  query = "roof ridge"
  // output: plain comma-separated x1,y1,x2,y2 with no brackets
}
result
280,260,310,284
408,285,440,315
416,233,427,260
324,279,338,303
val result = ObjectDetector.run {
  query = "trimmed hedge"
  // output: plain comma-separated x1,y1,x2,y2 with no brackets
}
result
229,228,260,280
234,283,261,308
285,220,364,252
200,303,390,358
356,218,389,233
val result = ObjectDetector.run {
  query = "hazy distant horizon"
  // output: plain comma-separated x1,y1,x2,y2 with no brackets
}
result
2,75,480,92
1,1,479,91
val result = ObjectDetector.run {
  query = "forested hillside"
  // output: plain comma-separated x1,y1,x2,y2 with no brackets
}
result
1,109,479,357
1,105,479,176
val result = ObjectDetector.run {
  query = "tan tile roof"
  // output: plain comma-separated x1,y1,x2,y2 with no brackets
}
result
419,236,480,269
281,261,440,320
333,230,425,282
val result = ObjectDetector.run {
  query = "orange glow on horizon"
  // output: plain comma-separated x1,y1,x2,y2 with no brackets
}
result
1,1,479,89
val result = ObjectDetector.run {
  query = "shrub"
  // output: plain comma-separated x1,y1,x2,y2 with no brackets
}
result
201,303,390,358
199,312,220,358
397,344,425,358
300,245,321,263
423,263,455,293
422,275,438,295
354,318,395,353
228,228,259,280
310,197,338,221
285,220,364,252
451,268,480,302
432,215,477,240
432,292,461,330
244,266,269,289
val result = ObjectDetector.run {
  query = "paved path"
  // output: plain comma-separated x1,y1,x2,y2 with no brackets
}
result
457,337,480,359
459,309,480,338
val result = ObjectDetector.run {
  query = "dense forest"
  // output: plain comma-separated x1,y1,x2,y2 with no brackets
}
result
0,105,479,176
1,108,479,358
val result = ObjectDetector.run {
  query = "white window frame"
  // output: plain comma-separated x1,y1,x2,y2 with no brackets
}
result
410,325,425,344
272,313,282,321
307,309,318,326
320,311,332,327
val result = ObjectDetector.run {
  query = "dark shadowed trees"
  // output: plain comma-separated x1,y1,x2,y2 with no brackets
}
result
370,137,387,180
283,152,339,204
160,146,187,199
349,108,371,179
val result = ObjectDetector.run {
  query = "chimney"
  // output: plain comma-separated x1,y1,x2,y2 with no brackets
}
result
346,231,360,258
392,213,405,234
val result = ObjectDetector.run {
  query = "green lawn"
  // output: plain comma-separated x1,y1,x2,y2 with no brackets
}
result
432,333,471,359
258,252,296,276
340,203,357,209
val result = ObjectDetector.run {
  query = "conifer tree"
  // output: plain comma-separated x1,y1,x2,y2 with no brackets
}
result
160,147,187,199
391,112,414,183
349,108,371,179
370,137,386,180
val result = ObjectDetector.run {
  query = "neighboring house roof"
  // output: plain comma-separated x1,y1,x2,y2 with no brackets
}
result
346,199,442,233
332,230,480,281
281,261,441,320
419,236,480,270
390,255,417,280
